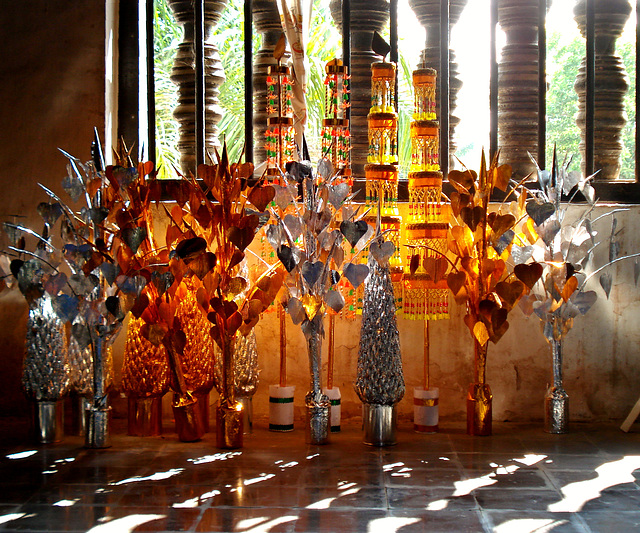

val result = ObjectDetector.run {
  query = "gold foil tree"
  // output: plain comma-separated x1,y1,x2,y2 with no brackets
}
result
446,151,541,436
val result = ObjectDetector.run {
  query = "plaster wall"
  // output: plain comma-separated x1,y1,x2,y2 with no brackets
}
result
0,1,106,416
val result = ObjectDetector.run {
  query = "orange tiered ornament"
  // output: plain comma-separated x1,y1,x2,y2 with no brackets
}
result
402,67,449,434
365,61,403,300
265,64,296,179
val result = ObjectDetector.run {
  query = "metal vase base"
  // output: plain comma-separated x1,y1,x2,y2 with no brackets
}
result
305,396,330,445
467,383,493,436
173,398,205,443
85,406,112,448
363,404,397,447
128,396,163,437
71,396,91,437
194,392,210,434
34,400,64,444
215,401,244,449
545,387,569,434
237,396,253,434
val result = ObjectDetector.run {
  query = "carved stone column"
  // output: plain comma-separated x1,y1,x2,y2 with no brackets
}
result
252,0,288,170
497,0,542,178
168,0,227,176
409,0,467,167
330,0,390,178
574,0,631,180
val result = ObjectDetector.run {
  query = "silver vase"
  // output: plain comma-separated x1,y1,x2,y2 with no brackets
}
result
23,295,70,443
363,403,397,446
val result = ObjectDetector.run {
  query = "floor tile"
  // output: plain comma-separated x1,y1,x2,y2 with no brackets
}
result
196,507,298,532
485,511,589,532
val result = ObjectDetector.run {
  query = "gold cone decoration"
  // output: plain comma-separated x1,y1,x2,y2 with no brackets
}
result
175,284,216,396
121,316,170,398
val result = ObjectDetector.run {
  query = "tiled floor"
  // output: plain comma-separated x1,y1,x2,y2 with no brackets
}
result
0,417,639,532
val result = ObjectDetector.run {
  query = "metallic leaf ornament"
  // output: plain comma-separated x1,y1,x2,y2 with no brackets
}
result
23,295,70,402
68,332,93,397
121,316,170,398
233,329,259,398
355,251,405,406
176,286,216,395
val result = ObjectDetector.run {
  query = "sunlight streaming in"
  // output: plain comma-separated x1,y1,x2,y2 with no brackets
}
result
238,515,297,532
188,451,241,465
53,499,78,507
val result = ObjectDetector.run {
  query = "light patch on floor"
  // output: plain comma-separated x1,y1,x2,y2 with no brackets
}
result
85,514,166,533
548,455,640,512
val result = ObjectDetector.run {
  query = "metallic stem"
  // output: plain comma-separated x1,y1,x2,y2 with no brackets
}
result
474,338,488,385
307,319,322,395
552,336,563,390
423,319,430,390
327,313,335,389
279,305,287,387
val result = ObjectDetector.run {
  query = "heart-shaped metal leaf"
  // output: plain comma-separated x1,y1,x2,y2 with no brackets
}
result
526,201,555,226
460,205,484,232
511,245,534,265
329,183,350,209
99,262,119,285
538,218,561,247
340,220,369,248
122,227,147,254
249,185,275,212
68,273,99,295
287,297,306,324
369,240,395,267
71,322,92,350
61,174,84,202
88,207,109,224
284,214,303,241
494,229,515,255
266,224,283,250
514,262,543,290
343,262,369,288
44,272,67,296
570,290,597,315
53,294,79,322
37,202,63,227
277,245,299,272
447,271,467,296
325,289,345,313
301,260,324,287
599,272,612,299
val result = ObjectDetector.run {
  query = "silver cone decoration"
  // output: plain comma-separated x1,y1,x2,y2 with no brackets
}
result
234,329,259,398
68,331,93,397
355,252,405,406
22,295,70,402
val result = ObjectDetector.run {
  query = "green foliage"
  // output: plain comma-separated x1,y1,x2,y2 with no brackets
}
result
546,31,636,180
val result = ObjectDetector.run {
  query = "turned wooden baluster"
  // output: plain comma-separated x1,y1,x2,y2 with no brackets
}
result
168,0,227,176
409,0,467,168
574,0,631,181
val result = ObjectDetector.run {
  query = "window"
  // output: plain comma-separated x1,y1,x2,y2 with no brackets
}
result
119,0,640,202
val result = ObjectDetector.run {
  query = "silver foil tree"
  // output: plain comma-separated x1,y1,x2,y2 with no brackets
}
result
355,235,404,446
